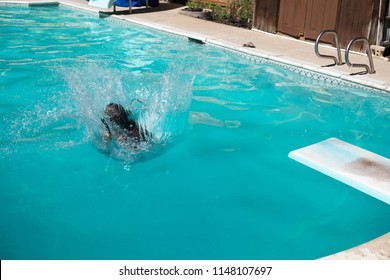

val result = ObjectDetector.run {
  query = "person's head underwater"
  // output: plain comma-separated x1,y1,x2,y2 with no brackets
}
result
104,103,132,128
102,103,150,143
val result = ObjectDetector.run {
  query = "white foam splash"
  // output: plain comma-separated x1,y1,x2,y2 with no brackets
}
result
59,57,203,162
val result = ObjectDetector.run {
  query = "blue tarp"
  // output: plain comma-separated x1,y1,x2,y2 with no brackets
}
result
116,0,159,7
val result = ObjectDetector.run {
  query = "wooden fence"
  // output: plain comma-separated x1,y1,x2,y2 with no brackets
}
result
253,0,388,51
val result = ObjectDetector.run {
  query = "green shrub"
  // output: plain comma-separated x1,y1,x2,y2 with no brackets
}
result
227,0,254,22
186,0,254,28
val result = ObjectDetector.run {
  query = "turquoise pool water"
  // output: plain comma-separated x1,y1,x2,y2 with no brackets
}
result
1,5,390,260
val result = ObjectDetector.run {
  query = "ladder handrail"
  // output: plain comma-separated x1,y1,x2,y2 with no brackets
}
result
345,37,376,75
315,30,343,66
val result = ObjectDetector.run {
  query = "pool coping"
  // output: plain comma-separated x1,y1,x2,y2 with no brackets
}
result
2,0,390,260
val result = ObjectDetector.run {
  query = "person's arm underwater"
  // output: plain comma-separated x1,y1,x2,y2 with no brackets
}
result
139,125,152,142
101,118,112,141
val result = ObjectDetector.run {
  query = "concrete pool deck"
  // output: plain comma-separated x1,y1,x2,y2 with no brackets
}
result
2,0,390,260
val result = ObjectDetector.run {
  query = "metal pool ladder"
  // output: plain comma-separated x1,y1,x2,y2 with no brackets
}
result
315,30,343,67
345,37,376,75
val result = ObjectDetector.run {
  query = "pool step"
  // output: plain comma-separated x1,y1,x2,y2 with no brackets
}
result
288,138,390,205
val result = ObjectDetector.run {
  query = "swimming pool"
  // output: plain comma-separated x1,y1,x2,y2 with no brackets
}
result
1,4,390,260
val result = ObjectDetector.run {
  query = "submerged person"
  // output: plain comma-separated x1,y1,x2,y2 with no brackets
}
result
101,103,151,147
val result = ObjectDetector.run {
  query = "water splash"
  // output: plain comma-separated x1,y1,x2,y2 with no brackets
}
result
3,90,81,153
59,56,203,163
2,53,203,163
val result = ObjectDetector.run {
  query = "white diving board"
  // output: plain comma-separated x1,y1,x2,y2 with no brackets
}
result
288,138,390,205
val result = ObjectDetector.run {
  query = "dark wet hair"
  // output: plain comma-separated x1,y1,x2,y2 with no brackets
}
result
104,103,131,128
103,103,149,142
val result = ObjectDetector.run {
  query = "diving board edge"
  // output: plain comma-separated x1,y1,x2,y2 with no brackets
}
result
288,138,390,205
